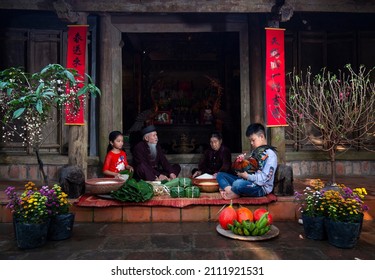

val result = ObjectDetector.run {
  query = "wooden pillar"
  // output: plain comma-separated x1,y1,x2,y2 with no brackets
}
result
68,13,88,177
99,14,123,162
249,14,265,124
239,21,250,151
270,127,286,164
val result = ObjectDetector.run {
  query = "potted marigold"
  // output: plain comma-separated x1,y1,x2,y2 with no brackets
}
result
40,184,74,241
5,182,50,249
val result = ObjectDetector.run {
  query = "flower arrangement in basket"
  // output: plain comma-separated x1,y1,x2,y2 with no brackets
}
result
295,179,369,222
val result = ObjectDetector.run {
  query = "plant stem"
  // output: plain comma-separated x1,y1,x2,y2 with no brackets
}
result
35,148,48,186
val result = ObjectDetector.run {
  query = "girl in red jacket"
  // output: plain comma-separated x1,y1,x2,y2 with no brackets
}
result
102,131,133,178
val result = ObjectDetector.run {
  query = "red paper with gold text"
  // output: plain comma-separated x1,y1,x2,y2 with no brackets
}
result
265,28,287,127
65,25,88,125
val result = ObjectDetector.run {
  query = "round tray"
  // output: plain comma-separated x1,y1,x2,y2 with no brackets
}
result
216,224,279,241
192,178,219,192
85,178,125,194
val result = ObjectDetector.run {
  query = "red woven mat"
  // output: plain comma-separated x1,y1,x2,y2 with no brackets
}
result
75,193,277,208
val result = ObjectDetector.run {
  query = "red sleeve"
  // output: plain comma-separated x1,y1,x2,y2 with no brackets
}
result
102,152,114,173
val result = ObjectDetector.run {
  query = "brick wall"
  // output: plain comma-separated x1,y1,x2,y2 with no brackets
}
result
287,160,375,177
0,160,374,182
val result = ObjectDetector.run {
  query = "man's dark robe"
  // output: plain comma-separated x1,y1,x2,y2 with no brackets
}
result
132,141,181,181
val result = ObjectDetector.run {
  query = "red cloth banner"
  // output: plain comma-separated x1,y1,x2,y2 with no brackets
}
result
265,28,287,127
65,25,88,125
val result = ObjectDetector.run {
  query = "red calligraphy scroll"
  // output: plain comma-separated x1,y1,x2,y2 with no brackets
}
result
265,28,287,127
65,25,88,125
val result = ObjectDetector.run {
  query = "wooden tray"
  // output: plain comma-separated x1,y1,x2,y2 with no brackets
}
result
216,224,279,241
192,178,219,192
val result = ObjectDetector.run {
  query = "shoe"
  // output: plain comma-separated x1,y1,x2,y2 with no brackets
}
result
298,218,303,225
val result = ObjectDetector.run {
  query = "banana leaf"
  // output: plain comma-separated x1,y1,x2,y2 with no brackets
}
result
110,178,154,202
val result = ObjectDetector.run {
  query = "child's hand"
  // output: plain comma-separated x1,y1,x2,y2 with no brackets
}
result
235,153,247,162
126,165,134,172
236,170,248,179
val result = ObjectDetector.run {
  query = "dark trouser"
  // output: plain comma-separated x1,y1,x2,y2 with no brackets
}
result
135,162,181,181
216,172,266,197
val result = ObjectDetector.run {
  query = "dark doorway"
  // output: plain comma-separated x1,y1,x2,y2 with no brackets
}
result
122,32,241,154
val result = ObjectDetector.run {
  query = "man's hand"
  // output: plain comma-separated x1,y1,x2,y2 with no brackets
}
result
192,170,201,178
169,173,177,179
156,174,168,181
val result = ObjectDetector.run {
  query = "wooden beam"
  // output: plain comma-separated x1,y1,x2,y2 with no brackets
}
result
1,0,374,13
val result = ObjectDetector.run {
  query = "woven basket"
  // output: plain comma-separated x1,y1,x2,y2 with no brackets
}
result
85,178,125,194
192,179,219,193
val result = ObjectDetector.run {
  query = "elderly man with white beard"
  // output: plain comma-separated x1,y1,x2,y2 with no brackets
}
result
132,125,181,181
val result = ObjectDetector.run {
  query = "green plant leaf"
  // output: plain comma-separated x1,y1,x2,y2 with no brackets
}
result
35,82,44,96
8,99,20,105
85,73,93,83
40,64,51,74
42,90,56,98
64,70,76,84
13,108,25,119
0,81,8,89
77,86,87,97
36,99,43,113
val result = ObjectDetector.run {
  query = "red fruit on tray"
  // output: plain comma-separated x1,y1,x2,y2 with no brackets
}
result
253,208,267,221
218,201,237,230
236,206,253,223
253,208,273,225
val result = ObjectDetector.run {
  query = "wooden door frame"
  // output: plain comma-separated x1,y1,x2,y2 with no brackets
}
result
107,14,251,155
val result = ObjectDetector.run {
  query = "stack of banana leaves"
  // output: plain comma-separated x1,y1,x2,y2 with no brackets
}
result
110,178,154,202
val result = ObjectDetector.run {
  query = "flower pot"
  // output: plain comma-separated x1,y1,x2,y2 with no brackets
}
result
14,220,49,249
302,214,326,240
48,213,75,241
325,218,362,249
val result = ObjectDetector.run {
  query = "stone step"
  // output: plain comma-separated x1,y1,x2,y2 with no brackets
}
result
1,177,374,223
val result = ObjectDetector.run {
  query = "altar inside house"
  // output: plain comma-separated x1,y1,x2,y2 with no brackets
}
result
122,32,243,155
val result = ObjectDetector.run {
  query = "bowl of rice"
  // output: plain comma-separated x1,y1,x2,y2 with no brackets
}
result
192,179,219,193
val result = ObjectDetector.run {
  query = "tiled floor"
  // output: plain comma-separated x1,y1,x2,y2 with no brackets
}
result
0,221,374,260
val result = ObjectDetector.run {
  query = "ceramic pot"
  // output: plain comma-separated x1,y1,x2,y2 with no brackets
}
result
48,213,75,241
14,220,49,249
325,218,362,249
302,214,326,240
